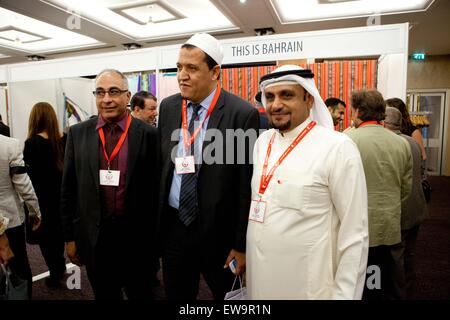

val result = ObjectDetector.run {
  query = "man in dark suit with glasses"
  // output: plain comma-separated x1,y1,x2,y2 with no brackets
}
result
61,69,159,300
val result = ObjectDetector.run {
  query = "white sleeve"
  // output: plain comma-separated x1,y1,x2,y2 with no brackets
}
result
328,138,369,300
9,139,41,219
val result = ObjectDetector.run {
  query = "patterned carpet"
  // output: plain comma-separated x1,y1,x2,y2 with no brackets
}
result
27,176,449,300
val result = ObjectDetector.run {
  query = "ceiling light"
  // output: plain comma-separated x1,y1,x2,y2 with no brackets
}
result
44,0,238,41
271,0,434,24
0,7,101,53
240,0,247,3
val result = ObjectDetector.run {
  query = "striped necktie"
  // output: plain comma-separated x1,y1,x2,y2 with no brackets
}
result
178,104,202,226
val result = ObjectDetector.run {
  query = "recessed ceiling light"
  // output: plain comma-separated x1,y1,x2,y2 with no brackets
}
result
240,0,247,3
43,0,238,40
0,7,101,53
271,0,435,24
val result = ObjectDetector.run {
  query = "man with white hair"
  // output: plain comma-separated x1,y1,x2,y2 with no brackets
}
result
384,106,427,299
246,65,369,299
61,69,159,299
158,33,259,300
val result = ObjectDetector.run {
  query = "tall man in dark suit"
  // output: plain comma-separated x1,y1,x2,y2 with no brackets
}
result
61,69,159,300
158,33,259,300
0,114,10,137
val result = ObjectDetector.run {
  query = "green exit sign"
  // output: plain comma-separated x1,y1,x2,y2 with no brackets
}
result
412,53,426,60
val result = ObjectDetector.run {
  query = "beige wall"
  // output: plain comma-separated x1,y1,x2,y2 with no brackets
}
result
408,55,450,89
407,55,450,175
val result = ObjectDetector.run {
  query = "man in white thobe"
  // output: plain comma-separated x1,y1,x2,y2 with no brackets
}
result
246,65,369,300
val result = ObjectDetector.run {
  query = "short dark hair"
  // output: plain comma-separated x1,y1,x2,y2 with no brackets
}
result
130,91,157,110
351,90,386,122
325,97,346,111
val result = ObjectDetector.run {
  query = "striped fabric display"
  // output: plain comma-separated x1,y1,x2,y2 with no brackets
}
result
220,60,378,130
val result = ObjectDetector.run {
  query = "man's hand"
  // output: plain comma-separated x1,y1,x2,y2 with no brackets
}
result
0,233,14,265
224,249,246,276
29,215,41,231
65,241,83,266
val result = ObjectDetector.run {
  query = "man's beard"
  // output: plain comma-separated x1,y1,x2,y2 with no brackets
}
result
270,119,291,132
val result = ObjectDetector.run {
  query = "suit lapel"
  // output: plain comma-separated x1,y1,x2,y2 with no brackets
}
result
203,90,225,150
167,95,183,152
126,119,141,189
87,121,100,190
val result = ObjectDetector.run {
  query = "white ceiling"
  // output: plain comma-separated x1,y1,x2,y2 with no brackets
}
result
0,0,448,65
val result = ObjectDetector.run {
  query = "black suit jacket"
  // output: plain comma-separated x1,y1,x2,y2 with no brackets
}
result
0,122,10,137
60,116,159,261
158,89,259,255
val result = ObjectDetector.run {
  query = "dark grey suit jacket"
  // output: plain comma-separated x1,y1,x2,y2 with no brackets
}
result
0,122,10,137
158,89,259,255
60,116,159,261
400,133,428,229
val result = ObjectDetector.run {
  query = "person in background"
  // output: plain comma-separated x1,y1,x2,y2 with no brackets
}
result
346,90,412,300
246,65,368,299
24,102,67,288
383,106,428,299
130,91,158,127
325,97,346,132
130,90,161,287
60,69,159,300
0,134,41,298
386,98,427,162
0,114,10,137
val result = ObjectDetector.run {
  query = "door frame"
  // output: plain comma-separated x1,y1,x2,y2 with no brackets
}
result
407,89,450,176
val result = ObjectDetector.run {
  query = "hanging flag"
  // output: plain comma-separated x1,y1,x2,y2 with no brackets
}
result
64,94,91,128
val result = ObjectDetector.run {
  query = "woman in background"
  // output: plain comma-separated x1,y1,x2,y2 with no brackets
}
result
24,102,66,288
386,98,427,162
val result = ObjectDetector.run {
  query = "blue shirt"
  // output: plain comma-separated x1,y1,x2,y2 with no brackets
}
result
168,88,216,209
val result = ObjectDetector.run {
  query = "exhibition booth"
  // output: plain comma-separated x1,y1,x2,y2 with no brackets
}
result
0,23,410,142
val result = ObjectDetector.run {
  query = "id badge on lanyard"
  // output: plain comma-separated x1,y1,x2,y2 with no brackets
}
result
99,169,120,186
249,121,316,223
176,85,221,175
175,156,195,174
98,114,131,186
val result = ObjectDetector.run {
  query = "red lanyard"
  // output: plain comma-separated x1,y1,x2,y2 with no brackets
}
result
259,121,316,195
359,120,379,128
98,114,132,169
181,84,221,150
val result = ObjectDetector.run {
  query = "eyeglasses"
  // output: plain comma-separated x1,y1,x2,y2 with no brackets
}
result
93,88,128,98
